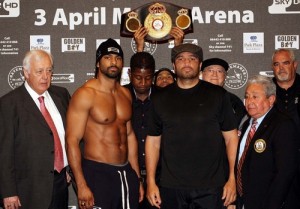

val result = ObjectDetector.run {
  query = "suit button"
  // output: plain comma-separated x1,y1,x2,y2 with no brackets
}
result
51,151,54,154
50,170,54,174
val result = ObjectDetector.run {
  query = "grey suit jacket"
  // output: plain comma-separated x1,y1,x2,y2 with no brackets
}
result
0,84,70,209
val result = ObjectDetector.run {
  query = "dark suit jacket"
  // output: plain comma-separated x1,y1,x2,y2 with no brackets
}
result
236,107,298,209
0,84,70,209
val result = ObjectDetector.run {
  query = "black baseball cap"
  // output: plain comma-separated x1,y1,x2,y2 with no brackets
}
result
171,43,203,63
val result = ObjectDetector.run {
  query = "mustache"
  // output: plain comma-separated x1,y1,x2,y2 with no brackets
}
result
108,65,121,71
278,69,287,73
181,66,194,70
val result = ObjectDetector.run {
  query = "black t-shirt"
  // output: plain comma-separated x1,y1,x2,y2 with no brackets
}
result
228,91,247,128
148,80,236,189
273,73,300,128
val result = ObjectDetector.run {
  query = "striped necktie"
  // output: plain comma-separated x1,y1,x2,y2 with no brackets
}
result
237,119,257,196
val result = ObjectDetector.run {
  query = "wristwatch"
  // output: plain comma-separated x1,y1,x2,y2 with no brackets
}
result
138,177,144,183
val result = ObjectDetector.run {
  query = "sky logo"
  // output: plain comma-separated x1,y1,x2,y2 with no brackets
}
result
0,0,20,17
269,0,300,14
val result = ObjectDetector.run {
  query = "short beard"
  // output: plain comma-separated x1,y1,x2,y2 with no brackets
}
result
101,66,121,79
176,68,199,80
276,73,289,82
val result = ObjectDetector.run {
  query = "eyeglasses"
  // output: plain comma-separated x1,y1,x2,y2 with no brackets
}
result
203,69,226,75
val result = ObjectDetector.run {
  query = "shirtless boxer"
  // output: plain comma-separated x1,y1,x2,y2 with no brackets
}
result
66,38,143,209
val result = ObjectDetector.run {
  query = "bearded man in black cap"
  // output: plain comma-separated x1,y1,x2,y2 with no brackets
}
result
66,38,143,209
146,43,238,209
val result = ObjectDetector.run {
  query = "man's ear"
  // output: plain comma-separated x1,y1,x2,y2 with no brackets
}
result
268,95,276,107
23,69,29,80
172,63,176,72
294,60,298,70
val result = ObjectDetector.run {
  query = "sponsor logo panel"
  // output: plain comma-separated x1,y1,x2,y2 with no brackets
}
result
275,35,299,49
225,63,248,89
120,67,130,86
8,66,23,89
30,35,51,53
0,0,20,17
259,71,274,77
243,33,264,53
168,39,198,48
269,0,300,14
52,73,75,83
62,38,86,52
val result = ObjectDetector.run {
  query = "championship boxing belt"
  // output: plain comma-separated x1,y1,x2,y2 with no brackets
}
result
120,2,193,42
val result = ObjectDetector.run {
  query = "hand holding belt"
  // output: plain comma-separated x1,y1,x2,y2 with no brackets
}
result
120,2,193,41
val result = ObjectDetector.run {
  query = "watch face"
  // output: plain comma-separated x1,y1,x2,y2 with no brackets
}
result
139,177,144,183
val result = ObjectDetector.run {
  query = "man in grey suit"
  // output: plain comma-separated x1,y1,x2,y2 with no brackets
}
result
0,50,70,209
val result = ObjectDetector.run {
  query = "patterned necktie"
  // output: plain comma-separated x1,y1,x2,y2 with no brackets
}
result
38,96,64,173
237,119,258,196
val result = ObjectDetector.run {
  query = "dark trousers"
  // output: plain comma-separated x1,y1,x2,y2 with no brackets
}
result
236,196,244,209
139,198,158,209
160,186,225,209
83,159,139,209
281,172,300,209
48,168,68,209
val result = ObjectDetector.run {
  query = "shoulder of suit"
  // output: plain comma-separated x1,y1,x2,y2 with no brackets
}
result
48,85,70,100
0,84,25,101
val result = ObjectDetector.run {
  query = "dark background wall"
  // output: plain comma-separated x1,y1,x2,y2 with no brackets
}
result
0,0,299,207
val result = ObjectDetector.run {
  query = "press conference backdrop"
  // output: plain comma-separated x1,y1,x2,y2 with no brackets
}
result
0,0,299,207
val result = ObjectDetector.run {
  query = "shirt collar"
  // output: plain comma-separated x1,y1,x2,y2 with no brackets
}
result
24,81,49,100
251,107,273,127
133,87,151,101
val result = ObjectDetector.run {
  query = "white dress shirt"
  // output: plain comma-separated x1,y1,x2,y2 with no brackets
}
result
238,109,271,162
25,81,68,167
